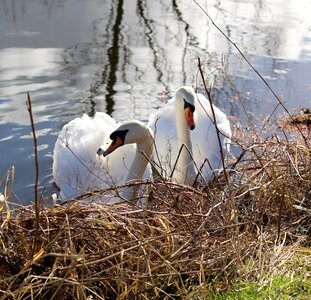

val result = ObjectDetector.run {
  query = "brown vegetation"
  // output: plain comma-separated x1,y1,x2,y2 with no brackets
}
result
0,135,310,299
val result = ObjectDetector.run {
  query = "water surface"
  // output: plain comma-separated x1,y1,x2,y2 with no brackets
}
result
0,0,310,204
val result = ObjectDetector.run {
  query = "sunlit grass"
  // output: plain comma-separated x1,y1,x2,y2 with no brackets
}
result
212,273,311,300
187,252,311,299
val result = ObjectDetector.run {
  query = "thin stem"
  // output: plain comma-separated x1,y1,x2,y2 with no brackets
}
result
197,57,229,185
26,92,40,257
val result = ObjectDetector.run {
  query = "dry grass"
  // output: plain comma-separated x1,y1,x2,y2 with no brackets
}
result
0,134,310,299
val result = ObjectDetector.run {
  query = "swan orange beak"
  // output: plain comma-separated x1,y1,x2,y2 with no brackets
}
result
185,107,196,130
97,136,124,157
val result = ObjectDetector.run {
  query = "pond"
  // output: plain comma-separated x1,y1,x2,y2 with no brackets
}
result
0,0,310,205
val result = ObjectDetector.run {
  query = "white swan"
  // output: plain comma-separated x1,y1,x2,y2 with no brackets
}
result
53,113,154,201
148,86,231,184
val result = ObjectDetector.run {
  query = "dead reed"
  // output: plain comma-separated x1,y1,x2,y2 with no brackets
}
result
0,136,310,299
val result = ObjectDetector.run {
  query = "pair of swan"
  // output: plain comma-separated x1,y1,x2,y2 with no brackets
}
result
53,86,231,201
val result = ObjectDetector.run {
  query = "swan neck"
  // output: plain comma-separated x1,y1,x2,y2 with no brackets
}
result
174,92,196,184
122,131,153,200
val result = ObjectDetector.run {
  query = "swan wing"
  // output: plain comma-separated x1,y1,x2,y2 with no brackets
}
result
192,93,232,180
148,99,181,178
53,113,142,199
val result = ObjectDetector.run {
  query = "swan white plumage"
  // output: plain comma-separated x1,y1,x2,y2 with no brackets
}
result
53,113,154,201
148,86,231,184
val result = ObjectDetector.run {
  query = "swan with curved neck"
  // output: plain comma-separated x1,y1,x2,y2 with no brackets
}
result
53,113,154,202
149,86,231,184
97,120,154,200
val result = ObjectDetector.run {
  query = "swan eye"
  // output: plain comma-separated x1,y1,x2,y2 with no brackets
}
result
183,99,195,113
109,129,129,145
110,131,118,141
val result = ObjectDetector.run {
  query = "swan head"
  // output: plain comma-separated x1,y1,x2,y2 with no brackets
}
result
97,120,153,157
175,86,196,130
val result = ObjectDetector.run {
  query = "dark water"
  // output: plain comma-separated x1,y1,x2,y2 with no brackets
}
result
0,0,310,204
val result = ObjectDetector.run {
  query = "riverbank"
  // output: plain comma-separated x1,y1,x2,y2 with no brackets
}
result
1,132,310,299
